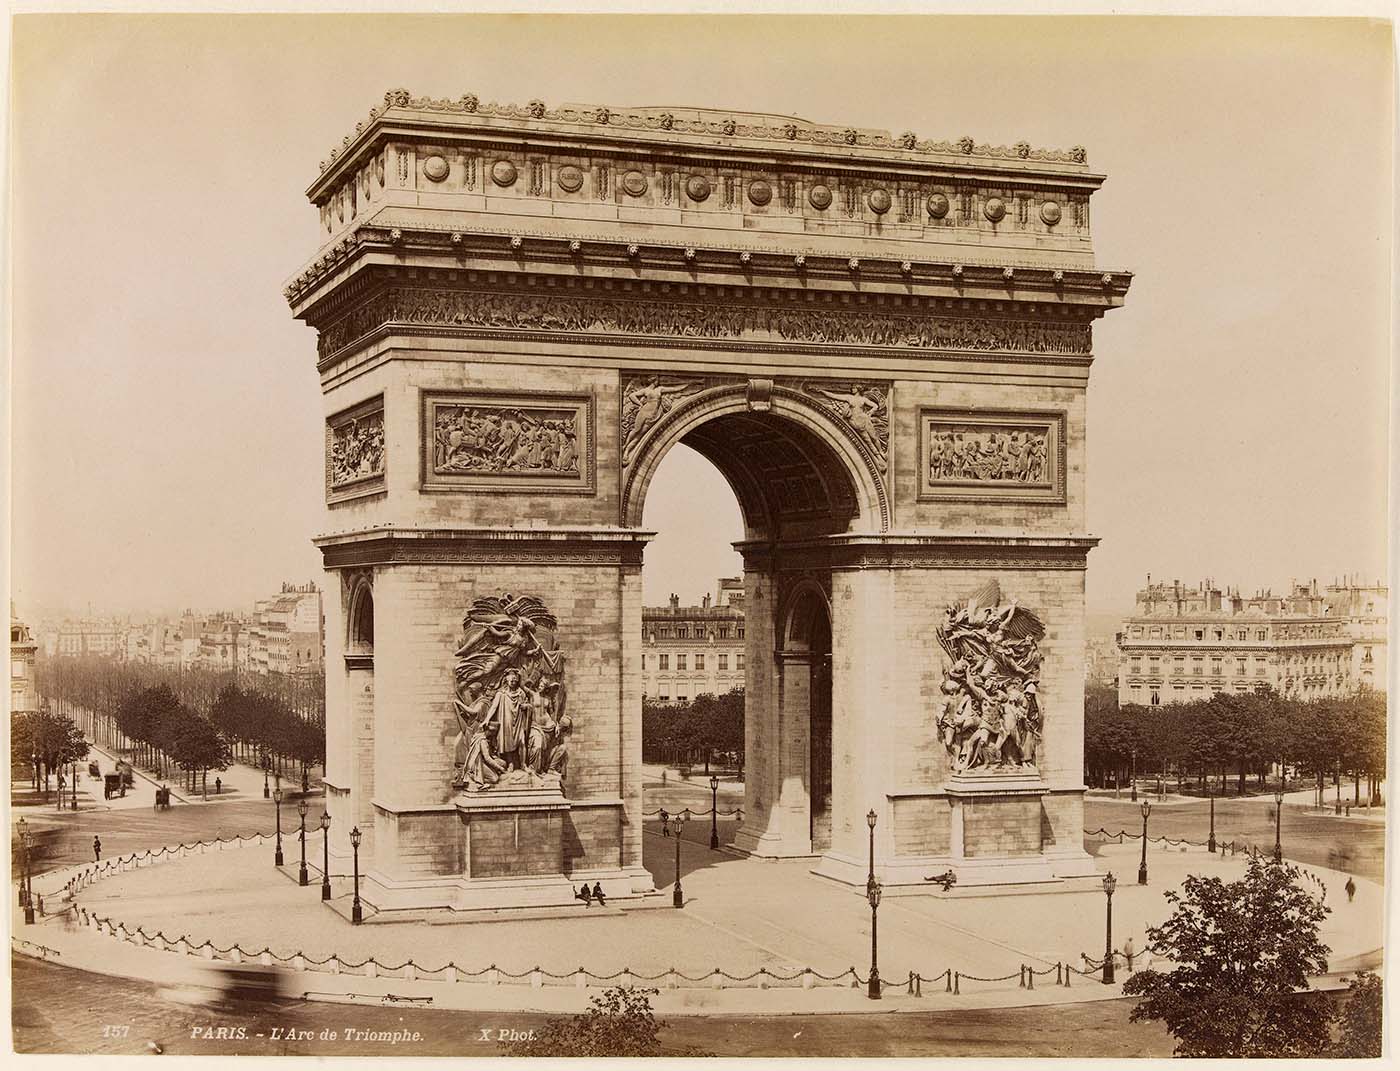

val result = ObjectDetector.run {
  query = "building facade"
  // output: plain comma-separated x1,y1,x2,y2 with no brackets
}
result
246,583,325,677
641,581,746,701
10,607,40,715
1324,577,1388,691
1117,577,1366,706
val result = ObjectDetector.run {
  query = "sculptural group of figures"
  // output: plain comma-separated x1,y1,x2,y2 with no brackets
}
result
928,429,1047,485
330,415,385,487
452,594,572,792
935,580,1045,773
433,406,579,475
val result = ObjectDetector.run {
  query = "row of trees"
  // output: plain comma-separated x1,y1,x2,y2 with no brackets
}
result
1084,683,1386,803
11,709,90,795
34,655,324,791
642,689,744,774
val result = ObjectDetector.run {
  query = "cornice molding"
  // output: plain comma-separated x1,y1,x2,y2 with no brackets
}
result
287,223,1132,310
736,533,1099,572
315,525,655,570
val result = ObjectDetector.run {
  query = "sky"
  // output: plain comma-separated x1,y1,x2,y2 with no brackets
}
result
8,14,1394,620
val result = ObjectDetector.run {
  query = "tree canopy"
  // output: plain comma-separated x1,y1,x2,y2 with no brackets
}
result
1123,857,1334,1058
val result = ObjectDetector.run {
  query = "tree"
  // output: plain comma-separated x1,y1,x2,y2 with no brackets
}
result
1332,971,1382,1058
1123,857,1334,1057
506,986,708,1057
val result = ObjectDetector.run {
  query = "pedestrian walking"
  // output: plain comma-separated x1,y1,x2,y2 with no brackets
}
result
215,777,222,795
93,835,101,861
1345,875,1356,902
1123,936,1135,972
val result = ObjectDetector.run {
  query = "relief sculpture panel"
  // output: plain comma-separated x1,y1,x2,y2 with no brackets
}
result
326,396,386,504
421,390,594,495
620,376,703,467
919,407,1066,504
934,579,1044,775
803,381,889,473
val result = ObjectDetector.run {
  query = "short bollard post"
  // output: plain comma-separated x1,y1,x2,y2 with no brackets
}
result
575,969,586,990
953,971,960,995
1064,963,1071,987
230,947,242,964
802,969,814,991
260,951,273,967
667,969,678,990
945,969,953,993
202,943,215,960
1019,965,1026,988
1027,966,1035,990
530,967,542,989
713,968,723,990
329,956,340,975
405,962,417,982
620,969,632,989
1056,962,1063,986
365,960,377,979
444,965,457,984
489,967,500,986
293,954,306,972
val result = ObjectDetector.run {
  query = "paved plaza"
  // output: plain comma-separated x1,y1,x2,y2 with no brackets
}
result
25,814,1380,1016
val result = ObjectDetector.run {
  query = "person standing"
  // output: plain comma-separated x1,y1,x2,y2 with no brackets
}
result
1345,875,1357,902
92,835,102,862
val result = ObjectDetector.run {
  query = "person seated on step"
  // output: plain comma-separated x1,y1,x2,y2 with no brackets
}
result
591,882,606,907
576,883,593,906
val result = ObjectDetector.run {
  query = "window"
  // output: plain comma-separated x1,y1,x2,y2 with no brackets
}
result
1131,626,1144,638
1210,657,1223,676
718,627,730,639
1256,629,1267,641
677,654,687,671
640,654,646,670
1150,687,1161,705
659,654,669,670
1236,657,1246,675
1130,659,1142,675
1213,629,1224,641
718,654,728,671
695,654,705,671
1193,629,1204,641
676,691,687,703
737,626,745,639
1150,626,1163,638
736,653,745,670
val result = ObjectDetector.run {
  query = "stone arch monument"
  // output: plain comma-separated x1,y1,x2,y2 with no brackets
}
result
286,91,1131,912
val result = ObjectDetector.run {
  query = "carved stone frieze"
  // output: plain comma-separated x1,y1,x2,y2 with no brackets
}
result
803,381,889,474
934,579,1045,774
920,408,1067,505
422,391,595,495
316,286,1092,361
326,396,386,503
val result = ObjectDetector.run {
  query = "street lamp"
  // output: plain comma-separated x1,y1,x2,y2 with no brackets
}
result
1207,781,1216,853
866,809,878,895
349,825,363,924
297,799,309,886
71,760,78,811
709,775,720,850
19,820,35,925
31,752,38,791
866,879,882,1000
262,754,270,799
273,787,285,867
671,811,686,908
1130,748,1138,802
320,810,332,901
1101,871,1117,984
1138,800,1152,885
1273,786,1285,864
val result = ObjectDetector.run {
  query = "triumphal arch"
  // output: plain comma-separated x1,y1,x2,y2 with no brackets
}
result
286,90,1131,913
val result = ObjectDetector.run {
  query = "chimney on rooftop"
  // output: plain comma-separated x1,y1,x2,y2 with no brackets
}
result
669,593,680,610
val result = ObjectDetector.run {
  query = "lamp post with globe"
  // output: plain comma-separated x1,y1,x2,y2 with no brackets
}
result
320,810,332,900
297,799,309,886
272,786,284,867
1101,871,1117,984
1138,800,1151,885
866,879,882,1000
709,775,720,850
350,826,364,923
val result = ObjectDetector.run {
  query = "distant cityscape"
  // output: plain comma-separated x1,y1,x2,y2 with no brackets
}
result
11,580,325,684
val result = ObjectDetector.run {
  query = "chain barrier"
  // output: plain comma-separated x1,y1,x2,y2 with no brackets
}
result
643,808,744,818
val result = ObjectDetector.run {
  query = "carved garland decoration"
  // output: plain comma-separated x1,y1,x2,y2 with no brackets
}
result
315,287,1092,362
934,579,1045,775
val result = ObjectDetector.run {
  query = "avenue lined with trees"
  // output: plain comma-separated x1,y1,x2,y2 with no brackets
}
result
1084,683,1386,805
30,656,324,794
641,688,744,775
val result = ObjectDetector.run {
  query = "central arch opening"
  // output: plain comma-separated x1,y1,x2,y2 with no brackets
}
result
636,400,867,859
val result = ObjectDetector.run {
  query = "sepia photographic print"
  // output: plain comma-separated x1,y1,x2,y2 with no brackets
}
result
5,7,1395,1064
